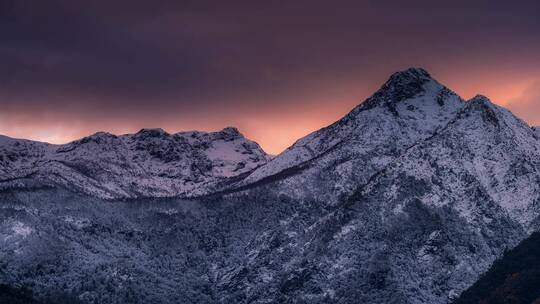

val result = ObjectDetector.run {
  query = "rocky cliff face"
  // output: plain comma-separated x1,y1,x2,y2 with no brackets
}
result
1,68,540,304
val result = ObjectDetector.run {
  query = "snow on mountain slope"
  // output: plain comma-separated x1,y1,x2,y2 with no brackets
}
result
0,135,52,181
0,127,269,198
237,68,466,202
290,95,540,303
439,96,540,226
4,68,540,304
359,95,540,227
207,72,540,304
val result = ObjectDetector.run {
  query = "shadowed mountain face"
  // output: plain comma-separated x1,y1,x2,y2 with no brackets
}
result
0,284,44,304
2,68,540,303
454,232,540,304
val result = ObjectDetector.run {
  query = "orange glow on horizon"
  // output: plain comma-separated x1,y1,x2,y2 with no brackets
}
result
1,72,539,155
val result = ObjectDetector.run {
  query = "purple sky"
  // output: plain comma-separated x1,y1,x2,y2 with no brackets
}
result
1,0,540,153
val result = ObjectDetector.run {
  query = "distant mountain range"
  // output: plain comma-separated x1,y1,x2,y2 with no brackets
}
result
1,68,540,303
0,127,270,198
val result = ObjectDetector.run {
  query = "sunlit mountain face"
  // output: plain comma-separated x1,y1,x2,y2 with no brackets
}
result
1,1,540,154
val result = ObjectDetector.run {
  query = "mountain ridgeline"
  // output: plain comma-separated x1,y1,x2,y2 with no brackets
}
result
1,68,540,303
0,127,270,199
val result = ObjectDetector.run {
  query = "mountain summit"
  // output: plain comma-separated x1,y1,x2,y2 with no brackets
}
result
366,67,432,101
238,67,465,201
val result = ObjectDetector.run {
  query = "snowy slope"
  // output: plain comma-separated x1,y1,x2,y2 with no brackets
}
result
289,95,540,303
379,95,540,228
237,68,466,202
0,127,269,198
210,71,540,303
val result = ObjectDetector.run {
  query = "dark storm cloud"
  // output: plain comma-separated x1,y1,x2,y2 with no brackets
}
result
1,0,540,152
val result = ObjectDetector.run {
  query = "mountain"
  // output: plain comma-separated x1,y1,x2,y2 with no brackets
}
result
454,232,540,304
217,71,540,303
1,68,540,304
0,127,270,199
237,68,465,203
295,94,540,303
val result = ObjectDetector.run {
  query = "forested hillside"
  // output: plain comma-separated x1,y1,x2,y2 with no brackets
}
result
455,232,540,304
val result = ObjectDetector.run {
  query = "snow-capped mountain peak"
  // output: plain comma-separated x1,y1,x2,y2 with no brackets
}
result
465,94,515,117
378,67,433,96
462,94,537,141
359,67,437,112
469,94,491,103
134,128,170,139
377,67,433,96
218,126,242,136
239,68,465,194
